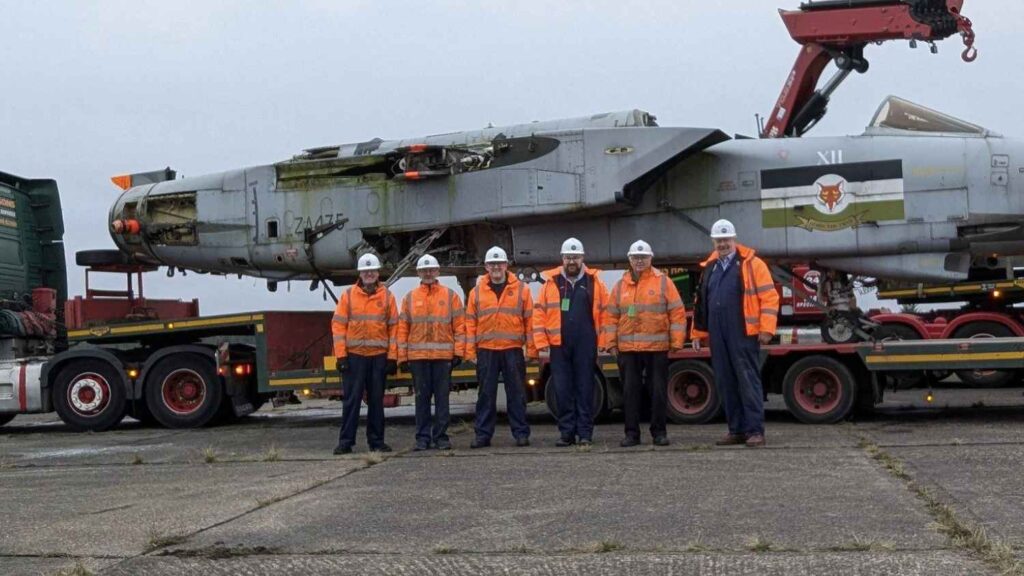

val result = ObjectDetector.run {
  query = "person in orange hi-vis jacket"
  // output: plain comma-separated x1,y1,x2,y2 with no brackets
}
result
397,254,465,452
533,237,610,447
331,253,398,455
605,240,686,448
690,219,779,448
464,246,536,449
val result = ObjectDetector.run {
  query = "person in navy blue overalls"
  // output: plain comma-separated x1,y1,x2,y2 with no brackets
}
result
534,238,610,447
691,219,779,448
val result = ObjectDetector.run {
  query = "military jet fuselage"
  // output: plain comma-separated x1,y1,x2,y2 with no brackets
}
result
109,98,1023,289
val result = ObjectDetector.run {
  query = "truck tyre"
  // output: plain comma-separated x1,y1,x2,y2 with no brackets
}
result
666,360,722,424
75,249,135,267
783,355,856,424
873,324,926,389
0,414,15,427
52,360,127,432
145,353,223,428
952,322,1016,387
544,368,606,422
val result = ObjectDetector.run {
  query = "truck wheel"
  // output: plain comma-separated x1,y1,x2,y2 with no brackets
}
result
873,324,925,389
666,360,722,424
783,355,856,424
0,414,14,427
952,322,1015,387
544,369,606,421
145,354,223,428
52,360,127,432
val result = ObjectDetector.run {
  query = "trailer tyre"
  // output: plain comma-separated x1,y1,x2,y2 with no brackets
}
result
951,322,1016,387
52,360,127,432
544,368,606,421
0,414,14,427
783,355,856,424
145,354,223,428
666,360,722,424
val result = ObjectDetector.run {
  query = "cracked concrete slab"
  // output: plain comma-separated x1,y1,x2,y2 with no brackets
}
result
0,461,362,557
177,448,942,555
889,444,1024,548
100,551,993,576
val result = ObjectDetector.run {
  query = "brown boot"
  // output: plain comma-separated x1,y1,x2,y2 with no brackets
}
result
745,434,766,448
715,433,747,446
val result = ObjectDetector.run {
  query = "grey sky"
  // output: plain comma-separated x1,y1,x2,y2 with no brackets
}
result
2,1,1020,312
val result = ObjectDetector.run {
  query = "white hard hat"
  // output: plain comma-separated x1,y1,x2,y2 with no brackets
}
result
560,237,585,255
357,253,382,271
627,239,654,257
710,219,737,239
416,254,440,270
484,246,508,263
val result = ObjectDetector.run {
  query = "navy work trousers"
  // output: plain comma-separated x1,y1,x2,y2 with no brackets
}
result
551,340,597,441
474,348,530,441
337,353,388,449
619,351,669,440
411,359,452,445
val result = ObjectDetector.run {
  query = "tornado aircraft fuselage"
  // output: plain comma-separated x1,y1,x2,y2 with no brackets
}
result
108,97,1023,289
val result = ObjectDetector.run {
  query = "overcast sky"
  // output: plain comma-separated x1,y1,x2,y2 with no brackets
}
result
2,1,1020,313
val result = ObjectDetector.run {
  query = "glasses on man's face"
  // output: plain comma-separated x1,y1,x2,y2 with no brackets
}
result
629,256,650,261
562,256,583,262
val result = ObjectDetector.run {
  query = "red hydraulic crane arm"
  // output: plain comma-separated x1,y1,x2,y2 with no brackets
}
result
762,0,977,138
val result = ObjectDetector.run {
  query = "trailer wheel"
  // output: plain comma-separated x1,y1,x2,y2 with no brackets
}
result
666,360,722,424
952,322,1016,387
52,360,127,432
145,354,223,428
783,355,855,424
821,311,862,344
873,324,925,389
544,368,606,421
0,414,14,427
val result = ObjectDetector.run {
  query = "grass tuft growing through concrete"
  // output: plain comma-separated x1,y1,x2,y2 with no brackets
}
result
145,529,188,553
859,437,1024,576
201,446,218,464
746,536,776,553
588,540,624,553
262,445,281,462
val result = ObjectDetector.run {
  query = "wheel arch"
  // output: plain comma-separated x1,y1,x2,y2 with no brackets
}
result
940,313,1024,339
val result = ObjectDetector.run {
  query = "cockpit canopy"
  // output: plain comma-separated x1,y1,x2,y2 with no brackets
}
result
868,96,988,136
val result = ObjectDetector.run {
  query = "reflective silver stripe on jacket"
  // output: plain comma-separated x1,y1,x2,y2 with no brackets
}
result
407,342,456,351
619,333,669,343
346,339,390,347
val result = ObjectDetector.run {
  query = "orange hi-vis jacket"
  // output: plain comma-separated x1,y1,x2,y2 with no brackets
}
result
533,266,610,350
690,244,779,340
465,272,536,361
606,267,686,352
397,282,466,363
331,283,399,359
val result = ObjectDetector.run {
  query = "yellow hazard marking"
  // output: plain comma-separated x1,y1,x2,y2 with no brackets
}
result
879,280,1024,298
68,314,266,339
866,351,1024,364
